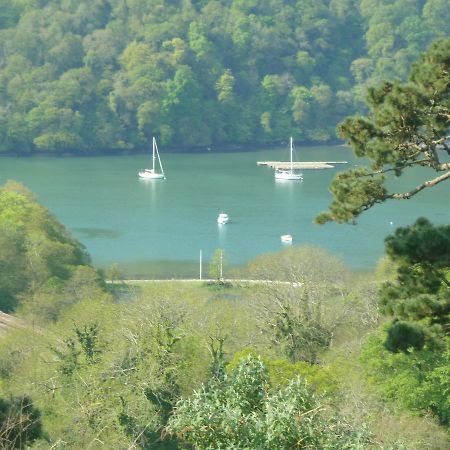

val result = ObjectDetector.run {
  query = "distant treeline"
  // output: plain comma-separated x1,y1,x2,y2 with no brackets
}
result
0,0,448,154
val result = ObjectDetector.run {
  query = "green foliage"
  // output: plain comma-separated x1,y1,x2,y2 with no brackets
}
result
384,320,426,353
0,181,97,314
215,69,235,104
207,336,227,382
379,218,450,338
318,37,450,224
19,265,110,324
242,246,374,364
167,354,376,449
270,295,333,364
105,262,123,283
384,218,450,270
0,188,445,450
0,269,444,448
0,294,186,448
360,333,450,427
227,349,339,394
313,33,450,437
74,322,101,362
1,0,446,152
50,322,103,376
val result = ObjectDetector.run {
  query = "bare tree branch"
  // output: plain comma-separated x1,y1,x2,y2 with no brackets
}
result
386,170,450,200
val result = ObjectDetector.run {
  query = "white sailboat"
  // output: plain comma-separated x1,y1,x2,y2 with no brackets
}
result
138,137,166,179
275,137,303,180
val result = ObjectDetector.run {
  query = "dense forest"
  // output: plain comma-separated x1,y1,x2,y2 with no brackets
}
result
0,0,449,153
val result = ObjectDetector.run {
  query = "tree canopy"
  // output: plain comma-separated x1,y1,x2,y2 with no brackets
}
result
317,37,450,225
380,218,450,345
0,0,448,153
166,354,376,449
0,181,103,316
314,36,450,433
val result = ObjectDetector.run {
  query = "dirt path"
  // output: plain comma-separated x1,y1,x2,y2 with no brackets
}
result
0,311,23,335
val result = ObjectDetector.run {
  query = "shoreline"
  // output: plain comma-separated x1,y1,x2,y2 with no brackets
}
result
96,257,376,281
0,140,347,158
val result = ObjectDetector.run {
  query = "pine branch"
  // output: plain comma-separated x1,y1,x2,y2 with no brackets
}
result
386,170,450,200
369,159,431,175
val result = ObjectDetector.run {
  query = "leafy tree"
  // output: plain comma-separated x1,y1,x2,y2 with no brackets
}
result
208,248,226,282
48,34,84,74
423,0,450,39
227,349,339,394
0,225,27,311
215,69,235,104
378,218,450,349
261,286,334,364
167,354,376,449
0,271,443,448
0,181,104,316
51,322,102,376
317,37,450,225
243,246,376,363
105,262,123,283
207,335,227,382
360,333,450,426
6,0,446,153
384,320,426,353
0,0,23,28
315,39,450,426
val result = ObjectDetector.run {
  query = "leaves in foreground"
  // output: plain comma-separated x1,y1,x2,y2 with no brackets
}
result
166,354,376,449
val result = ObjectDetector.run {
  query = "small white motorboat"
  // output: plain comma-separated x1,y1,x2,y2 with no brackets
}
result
217,213,229,224
281,234,293,243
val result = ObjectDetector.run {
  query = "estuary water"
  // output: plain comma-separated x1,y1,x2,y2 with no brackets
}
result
1,145,448,277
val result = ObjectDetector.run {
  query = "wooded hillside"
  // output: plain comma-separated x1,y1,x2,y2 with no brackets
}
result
1,0,448,153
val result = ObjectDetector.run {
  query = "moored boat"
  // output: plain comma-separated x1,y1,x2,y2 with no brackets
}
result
217,213,229,224
138,137,166,179
275,137,303,181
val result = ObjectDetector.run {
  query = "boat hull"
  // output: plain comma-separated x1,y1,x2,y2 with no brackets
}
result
138,170,165,179
275,171,303,180
217,213,229,224
274,137,303,180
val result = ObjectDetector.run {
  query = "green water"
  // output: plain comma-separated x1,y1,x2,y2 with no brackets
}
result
0,145,448,277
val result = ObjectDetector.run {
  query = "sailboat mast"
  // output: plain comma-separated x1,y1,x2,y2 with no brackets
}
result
154,138,165,178
152,136,156,171
290,136,293,173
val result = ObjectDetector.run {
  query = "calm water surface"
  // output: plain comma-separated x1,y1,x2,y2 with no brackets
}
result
1,146,448,277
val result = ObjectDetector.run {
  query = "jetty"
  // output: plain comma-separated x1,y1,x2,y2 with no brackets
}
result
257,161,348,170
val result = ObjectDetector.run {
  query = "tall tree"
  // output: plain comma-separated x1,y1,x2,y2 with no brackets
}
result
317,37,450,225
380,217,450,348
